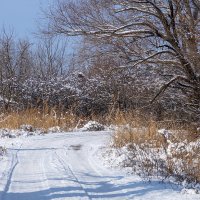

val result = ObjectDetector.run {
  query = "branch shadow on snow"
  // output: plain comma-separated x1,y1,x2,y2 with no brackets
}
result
8,147,58,151
0,172,180,200
0,186,87,200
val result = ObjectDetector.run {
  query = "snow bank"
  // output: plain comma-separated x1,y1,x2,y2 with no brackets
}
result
0,127,45,139
103,128,200,191
78,121,106,131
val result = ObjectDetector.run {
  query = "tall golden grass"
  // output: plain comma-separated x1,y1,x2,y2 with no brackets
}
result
107,109,199,143
0,109,79,131
109,110,200,185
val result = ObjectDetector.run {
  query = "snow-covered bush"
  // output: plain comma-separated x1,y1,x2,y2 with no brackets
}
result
110,123,200,189
79,121,105,131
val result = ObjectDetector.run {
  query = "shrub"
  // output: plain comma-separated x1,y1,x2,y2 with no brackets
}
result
111,117,200,187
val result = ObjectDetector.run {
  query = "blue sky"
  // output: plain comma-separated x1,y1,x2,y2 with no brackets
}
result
0,0,53,40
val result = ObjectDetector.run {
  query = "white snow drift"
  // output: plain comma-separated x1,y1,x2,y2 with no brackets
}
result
0,131,199,200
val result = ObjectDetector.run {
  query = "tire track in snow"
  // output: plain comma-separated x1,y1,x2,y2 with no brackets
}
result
40,149,52,195
54,150,92,200
1,144,22,200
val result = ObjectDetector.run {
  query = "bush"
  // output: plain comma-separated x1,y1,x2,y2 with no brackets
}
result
111,118,200,188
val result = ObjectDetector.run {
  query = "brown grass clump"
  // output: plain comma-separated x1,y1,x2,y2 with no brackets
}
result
166,141,200,184
0,109,78,131
112,120,163,148
111,111,200,186
105,109,148,127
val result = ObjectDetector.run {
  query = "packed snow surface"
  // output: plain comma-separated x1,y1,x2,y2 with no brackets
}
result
0,131,199,200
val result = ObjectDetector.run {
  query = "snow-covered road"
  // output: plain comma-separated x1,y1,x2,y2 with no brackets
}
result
0,131,199,200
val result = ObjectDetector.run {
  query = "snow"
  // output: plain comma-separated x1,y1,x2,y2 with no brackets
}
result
0,128,44,139
158,129,171,139
181,188,199,195
0,131,199,200
77,121,105,132
48,126,61,133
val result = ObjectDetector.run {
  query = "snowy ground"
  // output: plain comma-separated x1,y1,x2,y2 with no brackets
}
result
0,131,199,200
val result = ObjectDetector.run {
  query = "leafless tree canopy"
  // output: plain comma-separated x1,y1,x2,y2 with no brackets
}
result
44,0,200,116
0,1,198,122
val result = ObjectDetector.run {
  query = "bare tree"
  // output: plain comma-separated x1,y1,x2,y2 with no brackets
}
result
44,0,200,119
0,30,34,110
15,39,33,82
34,37,68,79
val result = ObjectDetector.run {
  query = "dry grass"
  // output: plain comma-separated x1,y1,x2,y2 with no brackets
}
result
112,121,164,148
166,142,200,184
105,109,147,127
110,110,200,186
0,109,79,131
109,110,199,144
